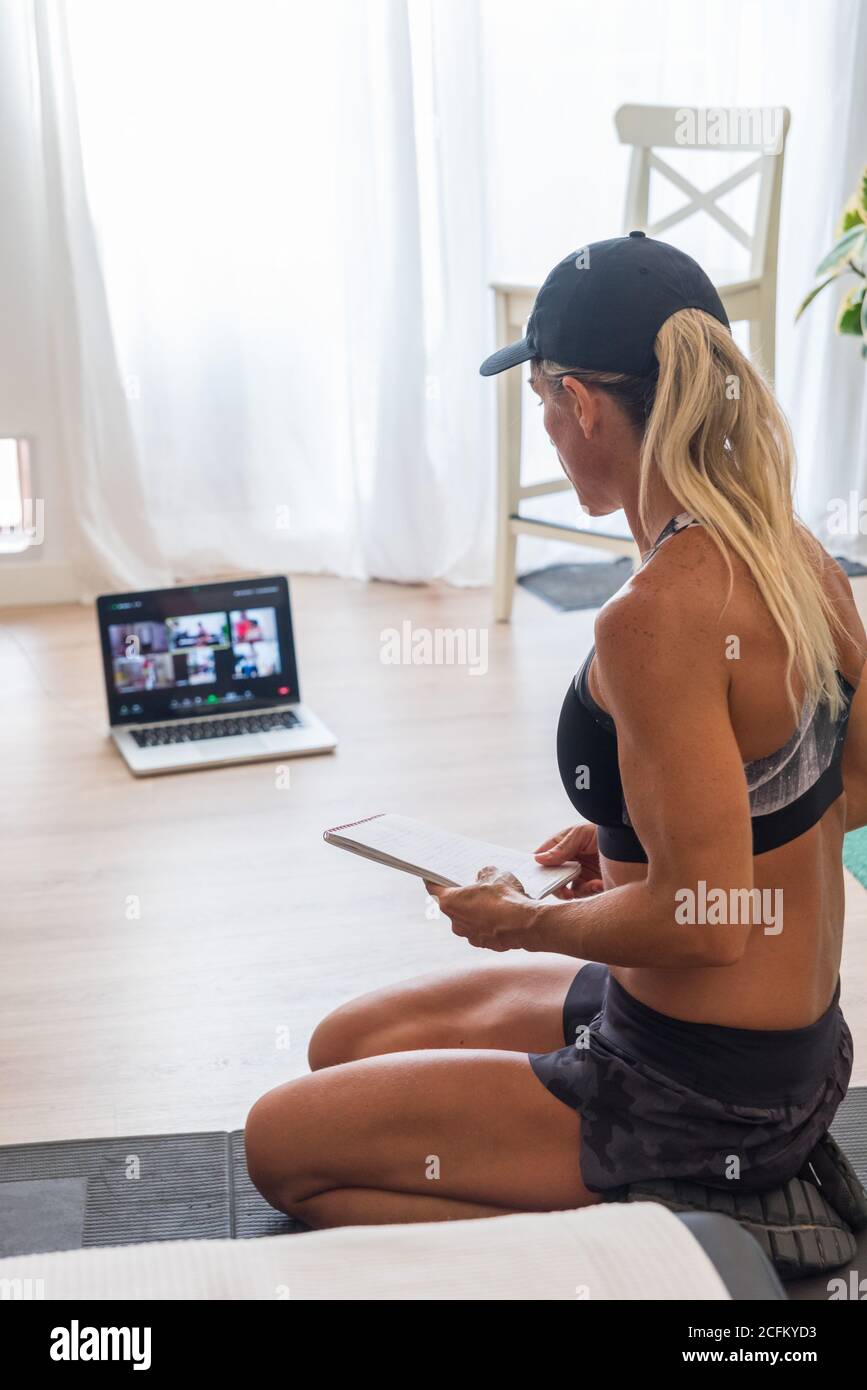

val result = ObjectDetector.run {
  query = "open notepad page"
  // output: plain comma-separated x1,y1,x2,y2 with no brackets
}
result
323,813,579,900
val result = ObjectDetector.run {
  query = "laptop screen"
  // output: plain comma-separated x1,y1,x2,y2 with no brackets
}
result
96,576,300,726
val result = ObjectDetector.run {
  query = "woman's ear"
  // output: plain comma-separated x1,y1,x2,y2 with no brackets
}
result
560,376,597,439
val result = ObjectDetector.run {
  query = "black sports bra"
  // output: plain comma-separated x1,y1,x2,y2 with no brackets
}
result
557,512,856,863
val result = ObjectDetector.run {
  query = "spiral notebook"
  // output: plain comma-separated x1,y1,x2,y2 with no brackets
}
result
323,813,578,900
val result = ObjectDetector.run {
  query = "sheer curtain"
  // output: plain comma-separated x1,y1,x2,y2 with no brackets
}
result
27,0,867,593
49,0,490,591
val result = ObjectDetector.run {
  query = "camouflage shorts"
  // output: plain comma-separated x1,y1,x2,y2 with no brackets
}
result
529,963,853,1196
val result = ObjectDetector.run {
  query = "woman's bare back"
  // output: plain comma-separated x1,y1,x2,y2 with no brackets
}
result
592,525,867,1029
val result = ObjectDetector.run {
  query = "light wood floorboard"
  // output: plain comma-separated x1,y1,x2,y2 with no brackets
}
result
2,575,865,1144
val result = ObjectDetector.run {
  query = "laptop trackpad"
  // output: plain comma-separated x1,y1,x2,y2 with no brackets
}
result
194,734,270,759
134,743,203,768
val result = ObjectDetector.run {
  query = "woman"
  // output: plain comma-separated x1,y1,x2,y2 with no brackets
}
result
246,234,865,1226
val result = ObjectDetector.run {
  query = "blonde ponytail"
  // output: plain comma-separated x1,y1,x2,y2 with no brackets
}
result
534,308,845,718
644,309,843,718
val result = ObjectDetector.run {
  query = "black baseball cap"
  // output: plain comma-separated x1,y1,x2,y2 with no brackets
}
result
479,232,729,379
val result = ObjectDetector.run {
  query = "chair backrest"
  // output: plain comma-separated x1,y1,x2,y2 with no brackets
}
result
615,103,789,294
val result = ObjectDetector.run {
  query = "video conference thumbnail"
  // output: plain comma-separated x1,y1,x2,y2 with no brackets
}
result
109,607,281,694
230,607,280,680
165,612,230,649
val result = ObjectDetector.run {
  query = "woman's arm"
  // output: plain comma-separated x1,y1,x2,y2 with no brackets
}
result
815,548,867,830
535,584,754,966
431,580,755,968
843,681,867,830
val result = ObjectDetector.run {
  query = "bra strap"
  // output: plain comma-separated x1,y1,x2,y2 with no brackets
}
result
641,511,701,566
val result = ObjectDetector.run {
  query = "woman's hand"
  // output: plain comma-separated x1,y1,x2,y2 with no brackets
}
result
534,824,604,899
424,867,543,953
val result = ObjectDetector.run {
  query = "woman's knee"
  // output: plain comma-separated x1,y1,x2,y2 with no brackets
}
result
307,990,409,1071
244,1088,288,1207
307,1004,356,1071
306,959,573,1072
244,1080,318,1212
306,965,503,1070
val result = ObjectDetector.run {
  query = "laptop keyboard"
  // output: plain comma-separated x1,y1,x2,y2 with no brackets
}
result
131,710,301,748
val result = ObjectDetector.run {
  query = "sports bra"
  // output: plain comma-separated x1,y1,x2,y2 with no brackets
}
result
557,512,857,863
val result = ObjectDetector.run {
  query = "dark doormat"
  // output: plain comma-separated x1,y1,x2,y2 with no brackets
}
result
0,1130,299,1257
518,558,632,612
518,554,867,614
834,556,867,578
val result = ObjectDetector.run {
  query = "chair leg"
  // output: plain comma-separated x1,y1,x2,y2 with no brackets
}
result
493,355,523,623
749,298,776,388
494,520,517,622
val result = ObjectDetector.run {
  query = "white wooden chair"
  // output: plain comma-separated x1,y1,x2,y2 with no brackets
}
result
490,103,791,621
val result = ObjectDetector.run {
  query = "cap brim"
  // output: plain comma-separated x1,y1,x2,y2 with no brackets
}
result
479,336,534,377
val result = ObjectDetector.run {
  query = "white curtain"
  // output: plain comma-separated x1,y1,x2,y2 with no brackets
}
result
23,0,867,592
45,0,490,591
31,0,170,593
781,0,867,559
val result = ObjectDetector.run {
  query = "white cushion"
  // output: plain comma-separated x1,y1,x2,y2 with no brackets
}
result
0,1201,730,1301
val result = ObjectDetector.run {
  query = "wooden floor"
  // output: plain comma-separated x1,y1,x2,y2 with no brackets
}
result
3,575,866,1145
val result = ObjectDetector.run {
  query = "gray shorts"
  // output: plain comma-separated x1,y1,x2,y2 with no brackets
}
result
529,963,853,1196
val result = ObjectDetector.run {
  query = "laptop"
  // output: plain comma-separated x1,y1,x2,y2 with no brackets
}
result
96,575,337,776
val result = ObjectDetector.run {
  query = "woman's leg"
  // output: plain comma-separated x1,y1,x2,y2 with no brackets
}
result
245,1047,601,1227
307,955,581,1069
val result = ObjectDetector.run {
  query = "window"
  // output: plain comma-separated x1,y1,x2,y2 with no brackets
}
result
0,438,40,554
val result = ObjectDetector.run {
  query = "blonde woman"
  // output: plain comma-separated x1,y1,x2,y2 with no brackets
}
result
245,234,865,1225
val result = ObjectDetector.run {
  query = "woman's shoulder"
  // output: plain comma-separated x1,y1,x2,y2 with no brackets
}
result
593,546,728,704
597,522,729,639
596,519,867,692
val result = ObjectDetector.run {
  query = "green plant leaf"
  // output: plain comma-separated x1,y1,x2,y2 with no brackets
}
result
815,224,867,277
796,272,844,320
860,164,867,218
838,195,867,235
837,284,866,335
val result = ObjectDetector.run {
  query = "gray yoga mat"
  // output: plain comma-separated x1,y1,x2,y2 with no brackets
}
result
1,1092,865,1298
0,1129,299,1257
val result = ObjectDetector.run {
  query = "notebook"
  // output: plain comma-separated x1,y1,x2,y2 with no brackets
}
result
323,813,579,900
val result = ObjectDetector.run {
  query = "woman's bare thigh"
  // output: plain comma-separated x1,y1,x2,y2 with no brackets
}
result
246,1046,600,1220
307,954,582,1069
